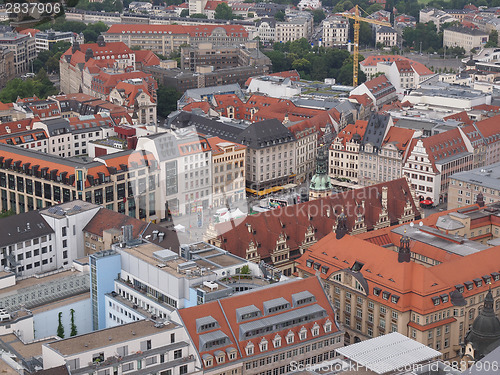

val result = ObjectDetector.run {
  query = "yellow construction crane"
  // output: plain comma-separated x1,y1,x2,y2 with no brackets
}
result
341,5,391,87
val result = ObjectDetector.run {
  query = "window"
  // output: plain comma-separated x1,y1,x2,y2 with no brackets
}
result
299,328,307,340
286,332,294,344
174,349,182,359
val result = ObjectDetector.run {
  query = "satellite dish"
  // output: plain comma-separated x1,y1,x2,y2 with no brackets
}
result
419,221,423,227
410,222,414,227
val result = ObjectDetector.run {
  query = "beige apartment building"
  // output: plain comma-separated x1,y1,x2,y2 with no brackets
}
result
297,201,500,361
104,24,249,56
443,26,489,52
276,17,312,43
329,121,366,184
0,32,36,74
321,16,348,48
207,137,246,209
0,144,162,222
375,26,398,47
447,162,500,209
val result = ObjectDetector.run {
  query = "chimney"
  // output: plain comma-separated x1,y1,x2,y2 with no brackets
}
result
152,230,159,240
476,192,485,207
158,232,165,242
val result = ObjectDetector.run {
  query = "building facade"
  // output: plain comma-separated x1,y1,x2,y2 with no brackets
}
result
0,144,162,221
443,26,489,52
0,31,36,74
321,16,348,48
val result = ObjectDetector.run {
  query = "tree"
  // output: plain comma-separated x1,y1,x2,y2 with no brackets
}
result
180,9,189,17
157,85,182,118
485,30,498,48
0,70,56,102
311,9,326,25
70,309,77,337
241,265,251,275
274,11,285,22
214,3,233,20
190,13,208,19
57,312,65,338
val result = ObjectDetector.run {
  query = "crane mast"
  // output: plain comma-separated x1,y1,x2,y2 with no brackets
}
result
341,5,392,87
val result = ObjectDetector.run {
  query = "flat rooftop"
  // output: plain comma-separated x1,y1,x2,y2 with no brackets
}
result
392,224,489,256
0,269,85,296
45,319,177,357
449,162,500,190
40,200,99,219
0,333,55,360
117,241,246,278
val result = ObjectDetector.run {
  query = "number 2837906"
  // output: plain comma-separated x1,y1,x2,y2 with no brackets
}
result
6,3,61,15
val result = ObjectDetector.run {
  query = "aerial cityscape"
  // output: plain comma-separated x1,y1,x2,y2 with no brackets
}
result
0,0,498,374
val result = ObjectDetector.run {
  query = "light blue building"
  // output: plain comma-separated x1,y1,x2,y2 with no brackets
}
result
90,250,121,330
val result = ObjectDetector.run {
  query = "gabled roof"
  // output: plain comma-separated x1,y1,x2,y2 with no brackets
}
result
112,81,155,107
212,178,420,260
406,128,469,171
333,120,368,147
443,111,473,125
134,50,161,66
178,277,338,368
349,94,373,107
0,118,38,136
382,126,414,152
363,74,396,99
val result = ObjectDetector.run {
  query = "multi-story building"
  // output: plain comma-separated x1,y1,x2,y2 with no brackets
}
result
297,201,500,360
104,24,249,55
321,16,348,48
144,63,269,92
0,31,36,74
207,178,422,276
359,55,434,82
108,80,157,125
41,319,199,375
329,120,367,184
443,26,489,52
349,74,397,109
178,276,344,375
275,16,312,43
375,26,398,47
35,29,83,53
256,18,276,43
16,96,62,120
99,239,269,329
31,115,116,158
0,144,162,221
136,128,212,216
0,47,14,88
206,137,246,209
419,8,458,31
180,42,270,71
362,126,415,185
447,162,500,209
60,38,159,101
461,114,500,169
403,128,474,205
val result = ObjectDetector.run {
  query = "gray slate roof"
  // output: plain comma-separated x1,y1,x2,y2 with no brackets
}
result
0,210,54,247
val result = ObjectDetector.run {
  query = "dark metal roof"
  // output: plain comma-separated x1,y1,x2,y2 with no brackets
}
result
0,210,54,247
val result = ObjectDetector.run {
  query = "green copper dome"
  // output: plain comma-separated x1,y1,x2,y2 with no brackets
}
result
310,146,332,192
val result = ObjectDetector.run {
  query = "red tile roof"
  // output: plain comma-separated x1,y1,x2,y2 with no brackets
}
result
407,128,470,172
182,101,212,114
204,1,223,10
106,24,248,38
382,126,415,152
0,119,38,136
206,136,246,156
361,55,433,76
443,111,473,125
363,74,396,98
112,81,155,107
297,230,500,315
178,277,339,367
211,178,421,263
333,120,368,147
134,50,161,67
349,94,373,107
